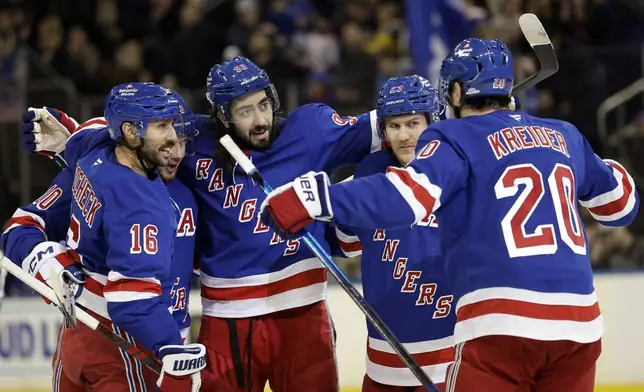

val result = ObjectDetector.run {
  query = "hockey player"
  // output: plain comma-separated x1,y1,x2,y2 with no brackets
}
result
7,97,197,338
334,75,455,392
259,39,640,392
1,166,84,392
2,108,85,392
5,99,199,391
19,56,382,391
179,57,383,391
62,113,198,390
7,83,205,391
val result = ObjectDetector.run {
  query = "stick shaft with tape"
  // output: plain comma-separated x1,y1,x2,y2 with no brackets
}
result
512,13,559,93
0,256,162,374
220,135,440,392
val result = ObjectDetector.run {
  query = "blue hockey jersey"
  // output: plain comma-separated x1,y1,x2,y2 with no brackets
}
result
62,122,185,355
335,150,454,386
2,118,198,340
179,104,379,317
165,179,198,339
2,168,73,263
328,110,639,345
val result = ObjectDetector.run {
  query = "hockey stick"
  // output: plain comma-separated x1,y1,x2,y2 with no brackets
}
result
512,13,558,93
0,256,162,375
49,268,80,328
220,135,440,392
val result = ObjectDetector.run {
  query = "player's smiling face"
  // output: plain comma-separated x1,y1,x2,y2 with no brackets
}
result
140,119,180,168
228,89,274,150
384,113,428,165
159,135,189,182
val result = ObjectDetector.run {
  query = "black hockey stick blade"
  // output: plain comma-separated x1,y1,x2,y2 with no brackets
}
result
513,13,559,93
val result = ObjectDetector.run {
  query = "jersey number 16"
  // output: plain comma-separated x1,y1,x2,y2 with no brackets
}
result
130,224,158,255
495,163,586,258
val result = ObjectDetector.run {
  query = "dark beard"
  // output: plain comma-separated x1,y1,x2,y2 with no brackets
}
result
238,124,272,150
132,141,162,180
139,143,167,167
209,115,283,181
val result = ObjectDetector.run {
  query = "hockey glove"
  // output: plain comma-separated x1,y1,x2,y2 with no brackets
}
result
22,107,78,167
158,343,207,392
260,171,333,238
22,241,85,306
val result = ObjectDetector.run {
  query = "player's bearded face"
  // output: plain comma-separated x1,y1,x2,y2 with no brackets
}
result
140,119,181,169
228,90,274,150
384,114,428,166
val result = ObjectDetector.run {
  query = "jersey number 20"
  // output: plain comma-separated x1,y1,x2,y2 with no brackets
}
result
495,163,586,258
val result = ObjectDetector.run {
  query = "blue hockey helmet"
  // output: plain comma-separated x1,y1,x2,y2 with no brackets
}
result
205,56,280,122
376,75,441,141
169,90,199,138
439,39,514,107
104,83,189,141
169,90,199,155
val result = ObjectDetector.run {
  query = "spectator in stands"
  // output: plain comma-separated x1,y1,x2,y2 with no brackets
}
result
94,0,123,55
247,24,306,107
166,1,217,90
586,218,644,270
365,1,402,57
36,14,63,65
303,71,334,105
3,0,644,287
333,21,377,113
226,0,261,54
299,16,339,74
57,26,101,94
110,39,145,86
484,0,523,44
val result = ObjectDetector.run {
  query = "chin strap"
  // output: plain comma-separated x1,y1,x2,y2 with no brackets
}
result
122,138,159,180
136,150,159,180
136,139,160,180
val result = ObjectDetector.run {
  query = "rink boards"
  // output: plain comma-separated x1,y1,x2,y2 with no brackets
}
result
1,272,643,391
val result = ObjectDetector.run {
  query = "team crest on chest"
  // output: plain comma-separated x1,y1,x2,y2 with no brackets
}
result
176,208,196,237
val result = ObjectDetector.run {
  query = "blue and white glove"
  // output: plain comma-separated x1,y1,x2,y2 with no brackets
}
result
158,343,207,392
22,107,78,167
259,171,333,238
22,241,85,307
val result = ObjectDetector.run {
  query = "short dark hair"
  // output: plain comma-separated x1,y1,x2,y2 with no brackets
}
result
450,81,512,111
462,95,512,111
207,112,237,177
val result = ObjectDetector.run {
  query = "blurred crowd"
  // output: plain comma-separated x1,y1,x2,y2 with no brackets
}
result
0,0,643,276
